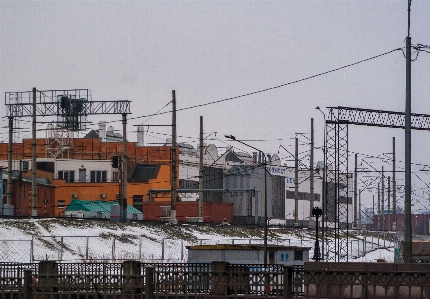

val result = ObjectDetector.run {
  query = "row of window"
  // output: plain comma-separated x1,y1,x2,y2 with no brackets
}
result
58,170,118,183
285,190,321,202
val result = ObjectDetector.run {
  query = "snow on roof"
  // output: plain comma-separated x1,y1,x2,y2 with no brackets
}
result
178,143,197,156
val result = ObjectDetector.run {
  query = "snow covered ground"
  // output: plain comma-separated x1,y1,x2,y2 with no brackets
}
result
0,218,396,263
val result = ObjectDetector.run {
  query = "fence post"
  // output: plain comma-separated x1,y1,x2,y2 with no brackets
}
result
39,261,58,292
363,236,366,256
24,269,32,299
123,260,141,294
145,265,155,299
30,238,34,263
161,238,165,261
139,237,142,260
181,240,184,260
58,236,63,261
86,236,89,260
283,265,293,299
112,236,116,261
210,261,229,295
361,271,367,299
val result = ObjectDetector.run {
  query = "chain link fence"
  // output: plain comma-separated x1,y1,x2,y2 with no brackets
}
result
0,234,394,263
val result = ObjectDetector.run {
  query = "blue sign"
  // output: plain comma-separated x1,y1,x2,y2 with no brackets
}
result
280,253,289,261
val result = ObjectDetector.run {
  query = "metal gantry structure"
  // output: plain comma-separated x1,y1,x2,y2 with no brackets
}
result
4,88,131,217
5,89,130,119
323,106,430,262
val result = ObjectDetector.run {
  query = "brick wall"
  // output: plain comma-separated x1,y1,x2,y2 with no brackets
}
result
142,201,233,223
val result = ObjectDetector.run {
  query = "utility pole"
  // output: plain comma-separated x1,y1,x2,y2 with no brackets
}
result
392,137,397,231
388,176,391,231
310,118,315,219
170,90,178,224
404,0,413,264
122,113,128,222
373,195,375,230
262,152,268,266
198,116,204,222
294,137,299,226
31,87,37,217
382,167,385,230
7,116,13,215
378,183,381,231
359,189,362,226
354,153,358,227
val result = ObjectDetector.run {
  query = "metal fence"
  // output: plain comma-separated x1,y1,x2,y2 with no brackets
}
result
1,261,429,299
0,234,395,263
0,261,303,299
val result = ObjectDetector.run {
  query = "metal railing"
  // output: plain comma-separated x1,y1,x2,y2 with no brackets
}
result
2,261,430,299
0,261,303,299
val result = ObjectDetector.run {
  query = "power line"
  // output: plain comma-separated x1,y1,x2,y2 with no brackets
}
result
112,48,403,122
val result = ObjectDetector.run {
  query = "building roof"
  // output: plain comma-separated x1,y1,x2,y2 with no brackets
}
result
235,152,253,164
64,199,142,214
84,129,125,142
178,142,197,156
226,164,257,176
186,244,311,251
225,150,253,165
5,171,53,186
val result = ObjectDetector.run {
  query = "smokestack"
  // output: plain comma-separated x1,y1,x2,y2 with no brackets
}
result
137,126,144,147
98,121,106,142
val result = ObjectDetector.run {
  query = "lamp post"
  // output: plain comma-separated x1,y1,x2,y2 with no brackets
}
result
225,134,268,267
315,106,326,261
312,206,322,261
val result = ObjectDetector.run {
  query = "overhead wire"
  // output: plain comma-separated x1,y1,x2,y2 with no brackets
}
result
104,48,404,123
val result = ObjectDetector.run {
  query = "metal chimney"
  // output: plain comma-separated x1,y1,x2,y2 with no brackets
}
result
98,121,106,142
137,126,144,147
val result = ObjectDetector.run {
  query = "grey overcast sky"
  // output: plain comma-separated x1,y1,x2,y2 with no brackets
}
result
1,0,430,210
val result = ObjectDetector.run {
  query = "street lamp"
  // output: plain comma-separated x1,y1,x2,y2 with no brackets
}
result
312,207,322,261
225,134,268,267
315,106,326,261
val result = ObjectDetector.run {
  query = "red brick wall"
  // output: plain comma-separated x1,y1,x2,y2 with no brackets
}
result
372,214,430,234
142,201,233,223
6,179,56,216
0,137,174,164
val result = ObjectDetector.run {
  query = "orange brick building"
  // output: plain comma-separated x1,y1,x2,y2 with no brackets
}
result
0,135,174,217
1,133,233,221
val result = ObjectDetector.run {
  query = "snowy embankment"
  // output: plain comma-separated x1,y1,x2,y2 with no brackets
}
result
0,218,396,263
